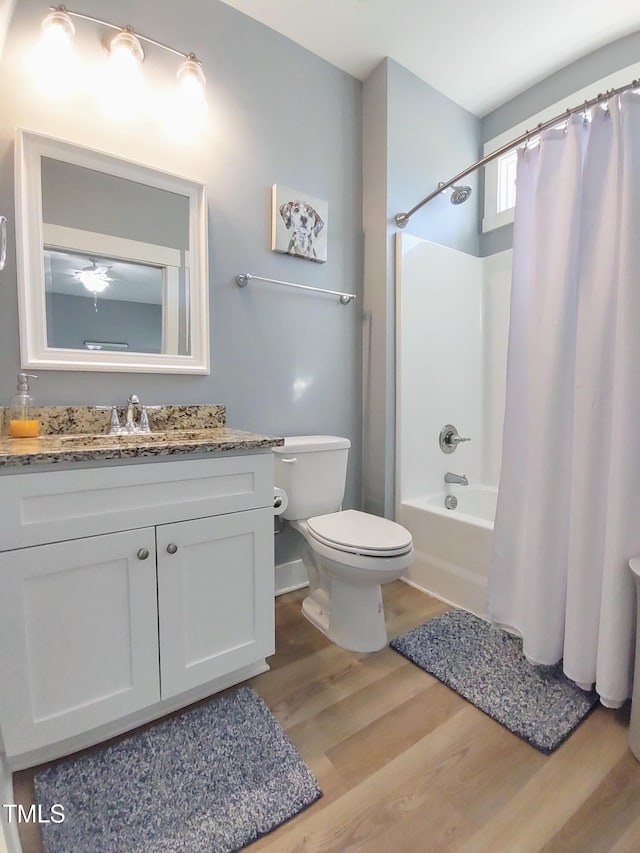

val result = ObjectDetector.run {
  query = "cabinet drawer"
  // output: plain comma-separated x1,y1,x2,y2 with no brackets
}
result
0,454,273,550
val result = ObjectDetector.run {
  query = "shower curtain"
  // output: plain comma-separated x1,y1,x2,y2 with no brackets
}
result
487,91,640,707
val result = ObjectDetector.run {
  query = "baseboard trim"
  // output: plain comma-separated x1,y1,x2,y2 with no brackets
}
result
275,559,308,597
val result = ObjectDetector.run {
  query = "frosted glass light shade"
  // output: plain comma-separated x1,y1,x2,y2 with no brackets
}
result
108,29,144,66
101,29,145,120
177,57,207,105
31,9,77,98
166,56,208,139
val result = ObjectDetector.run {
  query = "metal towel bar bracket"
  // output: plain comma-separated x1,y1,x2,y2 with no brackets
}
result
236,273,356,305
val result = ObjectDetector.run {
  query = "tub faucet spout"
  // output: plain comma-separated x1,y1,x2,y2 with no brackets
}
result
444,472,468,486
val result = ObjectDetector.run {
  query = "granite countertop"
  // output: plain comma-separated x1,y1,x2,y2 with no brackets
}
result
0,405,283,468
0,428,284,468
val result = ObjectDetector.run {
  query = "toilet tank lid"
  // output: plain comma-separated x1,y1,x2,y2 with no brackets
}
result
273,435,351,454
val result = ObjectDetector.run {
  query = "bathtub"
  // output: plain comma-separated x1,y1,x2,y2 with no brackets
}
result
398,486,497,615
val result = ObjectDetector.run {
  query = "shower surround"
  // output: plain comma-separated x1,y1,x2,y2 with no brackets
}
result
395,233,510,613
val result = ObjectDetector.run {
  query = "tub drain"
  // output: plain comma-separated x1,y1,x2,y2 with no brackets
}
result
444,495,458,510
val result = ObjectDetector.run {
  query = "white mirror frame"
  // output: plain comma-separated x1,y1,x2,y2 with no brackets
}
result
15,130,210,374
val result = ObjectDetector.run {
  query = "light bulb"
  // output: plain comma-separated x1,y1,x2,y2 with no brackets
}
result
177,57,207,104
77,271,110,293
74,264,112,294
165,56,208,139
100,29,146,121
30,8,77,98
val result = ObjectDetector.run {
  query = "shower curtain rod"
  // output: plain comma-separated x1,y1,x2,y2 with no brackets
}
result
395,77,640,229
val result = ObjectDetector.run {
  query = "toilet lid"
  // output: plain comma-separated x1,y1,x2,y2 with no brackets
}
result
307,509,413,557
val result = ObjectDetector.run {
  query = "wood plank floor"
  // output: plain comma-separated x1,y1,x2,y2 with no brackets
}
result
13,581,640,852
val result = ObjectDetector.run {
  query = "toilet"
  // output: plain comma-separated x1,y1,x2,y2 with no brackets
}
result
273,436,413,652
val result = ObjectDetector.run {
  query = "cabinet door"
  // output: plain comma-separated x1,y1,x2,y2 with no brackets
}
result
0,529,160,758
157,508,274,699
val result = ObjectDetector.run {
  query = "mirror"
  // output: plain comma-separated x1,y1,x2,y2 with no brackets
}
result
15,131,209,373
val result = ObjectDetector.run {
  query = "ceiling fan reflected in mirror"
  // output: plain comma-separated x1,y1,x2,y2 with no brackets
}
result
72,260,114,310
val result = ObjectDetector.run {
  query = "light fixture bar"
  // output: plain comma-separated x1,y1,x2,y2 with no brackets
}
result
48,5,198,60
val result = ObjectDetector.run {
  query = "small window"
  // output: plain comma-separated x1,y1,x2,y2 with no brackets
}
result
482,61,640,233
497,150,518,214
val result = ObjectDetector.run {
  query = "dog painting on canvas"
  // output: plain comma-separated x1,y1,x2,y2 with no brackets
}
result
272,185,328,263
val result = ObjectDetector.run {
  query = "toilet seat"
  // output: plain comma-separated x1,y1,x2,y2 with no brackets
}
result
306,509,413,558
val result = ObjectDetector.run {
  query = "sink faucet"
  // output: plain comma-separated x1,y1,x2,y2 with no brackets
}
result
101,396,157,435
122,394,159,434
124,394,142,433
101,395,160,435
444,472,468,486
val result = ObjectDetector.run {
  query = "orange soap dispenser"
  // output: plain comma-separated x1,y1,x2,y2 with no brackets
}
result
9,373,39,438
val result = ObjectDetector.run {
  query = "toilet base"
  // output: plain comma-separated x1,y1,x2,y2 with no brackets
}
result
302,579,388,653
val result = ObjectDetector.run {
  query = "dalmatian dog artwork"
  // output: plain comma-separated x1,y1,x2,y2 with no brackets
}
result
279,200,325,260
272,185,328,263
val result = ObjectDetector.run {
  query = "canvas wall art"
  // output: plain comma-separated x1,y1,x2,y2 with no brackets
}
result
272,184,328,263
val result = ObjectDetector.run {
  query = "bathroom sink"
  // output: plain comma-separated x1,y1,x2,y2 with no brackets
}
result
41,429,221,447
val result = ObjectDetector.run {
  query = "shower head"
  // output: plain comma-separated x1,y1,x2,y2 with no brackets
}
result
450,184,473,205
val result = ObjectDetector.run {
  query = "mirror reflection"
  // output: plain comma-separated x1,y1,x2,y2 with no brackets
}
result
45,250,164,353
40,157,191,357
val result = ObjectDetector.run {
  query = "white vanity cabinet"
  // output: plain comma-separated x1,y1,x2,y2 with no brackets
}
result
157,510,273,699
0,528,161,758
0,452,275,768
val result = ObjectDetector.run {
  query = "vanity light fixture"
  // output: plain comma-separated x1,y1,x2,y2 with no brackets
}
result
31,7,77,97
177,57,207,113
35,6,208,132
168,55,209,138
101,27,146,120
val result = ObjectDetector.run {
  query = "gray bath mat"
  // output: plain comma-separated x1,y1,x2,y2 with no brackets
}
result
390,609,598,753
34,687,321,853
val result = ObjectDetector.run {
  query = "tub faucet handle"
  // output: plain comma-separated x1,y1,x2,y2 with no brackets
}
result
439,424,471,454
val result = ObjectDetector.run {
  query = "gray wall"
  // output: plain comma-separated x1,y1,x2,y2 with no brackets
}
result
362,58,480,517
480,30,640,257
0,0,363,558
46,293,163,353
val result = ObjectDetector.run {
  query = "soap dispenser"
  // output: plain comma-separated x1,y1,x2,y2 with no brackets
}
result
9,373,39,438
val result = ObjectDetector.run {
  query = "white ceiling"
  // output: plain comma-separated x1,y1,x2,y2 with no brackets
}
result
219,0,640,115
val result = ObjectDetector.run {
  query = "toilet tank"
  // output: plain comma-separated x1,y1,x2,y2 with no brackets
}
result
273,435,350,520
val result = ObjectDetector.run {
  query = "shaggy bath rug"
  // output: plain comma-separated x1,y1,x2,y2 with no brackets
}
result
390,609,598,753
34,687,321,853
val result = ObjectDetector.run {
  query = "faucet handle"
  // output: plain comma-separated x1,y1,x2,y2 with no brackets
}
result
96,405,122,434
139,408,150,433
108,406,122,434
439,424,471,454
138,406,161,433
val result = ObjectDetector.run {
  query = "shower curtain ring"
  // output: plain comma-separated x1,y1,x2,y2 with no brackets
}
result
604,88,616,115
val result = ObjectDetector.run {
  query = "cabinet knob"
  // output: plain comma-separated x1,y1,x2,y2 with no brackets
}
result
137,548,150,560
166,543,178,555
